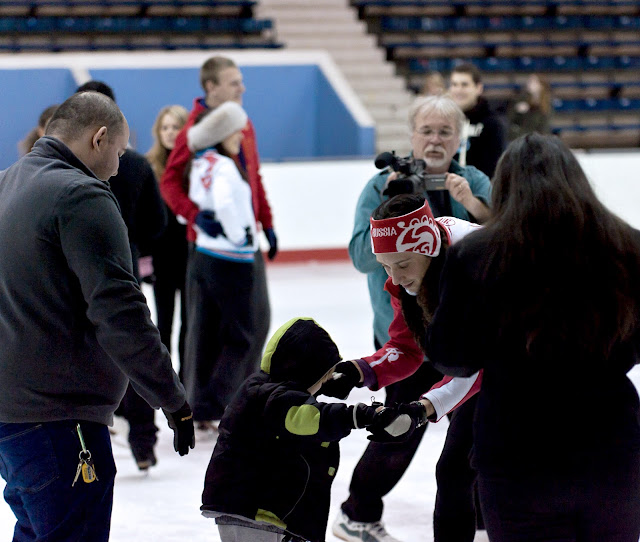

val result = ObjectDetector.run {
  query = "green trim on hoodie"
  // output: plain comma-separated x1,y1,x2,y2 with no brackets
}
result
285,404,321,435
260,316,317,374
255,508,287,529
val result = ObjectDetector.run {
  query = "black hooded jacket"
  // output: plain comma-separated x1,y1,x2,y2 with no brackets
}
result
459,97,506,178
201,318,355,542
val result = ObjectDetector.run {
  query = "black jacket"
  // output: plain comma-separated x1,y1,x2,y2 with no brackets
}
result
109,149,166,279
202,318,353,542
459,97,506,178
425,228,640,477
0,137,186,425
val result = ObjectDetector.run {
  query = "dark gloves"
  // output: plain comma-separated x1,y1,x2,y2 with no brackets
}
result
195,210,224,238
367,401,428,443
351,402,382,429
162,401,195,456
264,228,278,260
318,360,361,400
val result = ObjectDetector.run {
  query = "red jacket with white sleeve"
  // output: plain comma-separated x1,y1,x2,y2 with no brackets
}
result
160,97,273,242
356,217,483,418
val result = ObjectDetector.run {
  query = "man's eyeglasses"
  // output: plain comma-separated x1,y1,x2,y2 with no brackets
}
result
414,128,456,141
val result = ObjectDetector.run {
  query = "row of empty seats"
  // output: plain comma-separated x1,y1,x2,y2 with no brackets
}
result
407,55,640,75
0,1,256,17
353,0,640,18
0,16,273,34
377,14,640,33
386,35,640,60
0,35,282,53
0,0,281,52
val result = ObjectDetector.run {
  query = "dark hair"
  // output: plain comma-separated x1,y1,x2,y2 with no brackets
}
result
76,80,116,102
46,91,124,141
484,133,640,358
451,62,482,85
372,193,449,347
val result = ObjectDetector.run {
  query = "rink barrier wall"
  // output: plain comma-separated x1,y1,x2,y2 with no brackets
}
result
263,150,640,263
0,50,375,169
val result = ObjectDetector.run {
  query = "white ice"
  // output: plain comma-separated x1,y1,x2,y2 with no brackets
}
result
2,261,639,541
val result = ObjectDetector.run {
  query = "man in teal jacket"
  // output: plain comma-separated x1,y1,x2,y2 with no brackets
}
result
333,95,492,542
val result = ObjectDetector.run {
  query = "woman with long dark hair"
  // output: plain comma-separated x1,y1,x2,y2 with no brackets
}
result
425,133,640,541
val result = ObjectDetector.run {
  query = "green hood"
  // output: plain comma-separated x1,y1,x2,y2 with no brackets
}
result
261,317,341,389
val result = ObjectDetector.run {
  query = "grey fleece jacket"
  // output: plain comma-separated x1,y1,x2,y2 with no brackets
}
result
0,137,186,425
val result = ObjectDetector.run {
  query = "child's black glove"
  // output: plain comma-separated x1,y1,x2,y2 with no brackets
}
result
366,401,428,443
163,401,195,456
318,360,361,400
351,402,382,429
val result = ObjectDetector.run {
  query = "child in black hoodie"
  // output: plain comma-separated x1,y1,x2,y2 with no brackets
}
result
201,317,401,542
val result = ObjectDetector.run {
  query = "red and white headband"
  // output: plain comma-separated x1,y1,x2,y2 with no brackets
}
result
370,200,441,257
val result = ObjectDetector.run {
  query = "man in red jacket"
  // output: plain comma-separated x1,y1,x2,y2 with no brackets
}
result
161,56,276,435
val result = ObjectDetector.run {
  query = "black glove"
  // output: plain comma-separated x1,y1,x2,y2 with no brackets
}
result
163,401,195,456
318,360,361,400
195,210,224,238
265,228,278,260
351,402,380,429
366,401,427,443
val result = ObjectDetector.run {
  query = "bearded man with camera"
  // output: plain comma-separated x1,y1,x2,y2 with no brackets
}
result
332,95,491,542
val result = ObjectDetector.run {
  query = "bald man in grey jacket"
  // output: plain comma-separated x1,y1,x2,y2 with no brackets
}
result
0,91,194,542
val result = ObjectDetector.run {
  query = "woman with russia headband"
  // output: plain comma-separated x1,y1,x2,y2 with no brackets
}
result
320,194,484,541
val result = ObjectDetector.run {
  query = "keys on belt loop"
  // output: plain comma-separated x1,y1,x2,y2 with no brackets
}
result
72,423,98,487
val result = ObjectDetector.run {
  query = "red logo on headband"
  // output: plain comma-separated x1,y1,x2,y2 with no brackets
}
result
370,200,442,257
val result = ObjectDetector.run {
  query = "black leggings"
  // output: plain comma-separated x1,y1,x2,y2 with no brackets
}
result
341,354,481,542
341,362,443,523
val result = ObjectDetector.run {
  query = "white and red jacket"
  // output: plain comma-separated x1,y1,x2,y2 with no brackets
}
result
357,216,483,421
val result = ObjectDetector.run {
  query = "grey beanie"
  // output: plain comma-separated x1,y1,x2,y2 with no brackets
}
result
187,101,248,152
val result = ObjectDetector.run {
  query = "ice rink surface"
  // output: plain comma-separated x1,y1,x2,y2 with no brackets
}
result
2,260,640,541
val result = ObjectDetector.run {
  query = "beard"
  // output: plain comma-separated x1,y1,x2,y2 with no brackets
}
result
422,146,450,171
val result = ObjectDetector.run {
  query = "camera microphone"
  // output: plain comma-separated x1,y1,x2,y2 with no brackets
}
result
374,151,396,170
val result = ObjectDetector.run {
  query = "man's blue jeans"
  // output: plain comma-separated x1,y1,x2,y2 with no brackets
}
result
0,420,116,541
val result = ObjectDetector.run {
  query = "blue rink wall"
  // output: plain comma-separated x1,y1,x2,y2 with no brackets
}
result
0,53,375,170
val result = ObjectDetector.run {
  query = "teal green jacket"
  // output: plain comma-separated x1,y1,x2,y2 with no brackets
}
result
348,160,491,347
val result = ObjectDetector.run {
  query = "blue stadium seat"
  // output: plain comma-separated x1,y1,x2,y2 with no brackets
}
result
133,17,173,32
584,55,617,69
172,16,204,32
518,56,551,71
618,56,640,69
24,17,56,32
408,58,452,73
0,17,20,32
93,17,129,33
452,17,486,32
617,15,640,30
485,16,519,31
58,17,93,33
551,56,582,70
482,57,516,71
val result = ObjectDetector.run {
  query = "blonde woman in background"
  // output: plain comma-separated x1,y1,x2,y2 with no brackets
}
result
147,105,189,377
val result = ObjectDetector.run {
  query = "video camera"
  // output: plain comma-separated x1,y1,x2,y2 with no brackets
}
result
375,151,447,198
